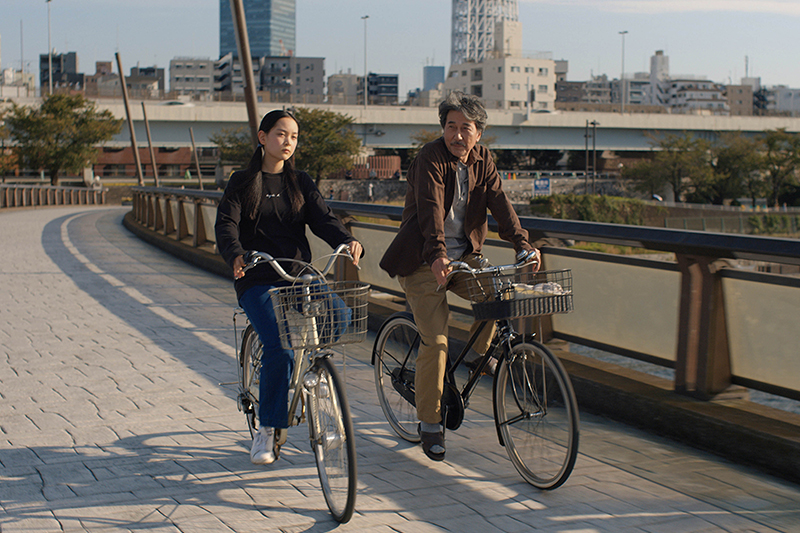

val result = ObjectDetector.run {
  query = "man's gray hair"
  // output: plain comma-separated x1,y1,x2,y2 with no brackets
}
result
438,91,488,132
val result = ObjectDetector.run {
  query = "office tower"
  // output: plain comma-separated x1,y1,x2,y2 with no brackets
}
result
220,0,296,59
451,0,519,65
423,65,445,91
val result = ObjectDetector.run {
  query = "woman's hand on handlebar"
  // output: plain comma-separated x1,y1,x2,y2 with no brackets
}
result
233,255,246,280
347,240,363,267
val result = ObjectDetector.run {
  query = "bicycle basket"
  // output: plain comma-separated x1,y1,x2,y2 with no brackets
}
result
269,280,370,350
465,269,573,321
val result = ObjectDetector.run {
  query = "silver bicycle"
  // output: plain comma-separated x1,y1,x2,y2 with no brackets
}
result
232,244,369,523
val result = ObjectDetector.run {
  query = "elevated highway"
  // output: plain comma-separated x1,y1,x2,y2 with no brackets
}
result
64,99,800,151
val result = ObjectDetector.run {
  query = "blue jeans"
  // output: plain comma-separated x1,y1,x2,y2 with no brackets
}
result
239,284,293,429
239,282,353,429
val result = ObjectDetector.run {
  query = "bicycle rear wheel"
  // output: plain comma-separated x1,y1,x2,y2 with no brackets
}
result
240,324,261,438
493,339,579,490
307,357,357,523
373,312,421,442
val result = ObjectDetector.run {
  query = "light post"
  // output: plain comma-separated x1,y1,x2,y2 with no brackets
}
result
362,15,369,109
47,0,53,95
619,30,628,114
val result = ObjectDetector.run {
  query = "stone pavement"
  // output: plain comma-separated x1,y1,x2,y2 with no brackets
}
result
2,206,800,533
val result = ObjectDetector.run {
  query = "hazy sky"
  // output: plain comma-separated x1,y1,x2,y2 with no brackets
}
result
2,0,799,95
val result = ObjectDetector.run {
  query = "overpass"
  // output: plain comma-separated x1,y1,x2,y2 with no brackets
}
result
13,98,797,151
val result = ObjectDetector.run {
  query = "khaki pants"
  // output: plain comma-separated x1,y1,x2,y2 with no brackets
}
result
398,255,496,424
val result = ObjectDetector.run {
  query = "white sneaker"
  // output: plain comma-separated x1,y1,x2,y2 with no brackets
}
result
250,426,276,465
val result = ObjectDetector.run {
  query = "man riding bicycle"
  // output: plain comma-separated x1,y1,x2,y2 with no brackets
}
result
379,91,539,462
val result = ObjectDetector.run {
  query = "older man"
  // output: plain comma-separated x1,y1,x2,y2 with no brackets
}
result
379,91,538,461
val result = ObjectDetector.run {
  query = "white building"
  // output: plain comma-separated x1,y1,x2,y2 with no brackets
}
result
444,20,556,111
451,0,519,65
170,57,216,96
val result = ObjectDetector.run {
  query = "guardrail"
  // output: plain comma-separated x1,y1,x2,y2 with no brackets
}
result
129,186,800,404
1,184,107,208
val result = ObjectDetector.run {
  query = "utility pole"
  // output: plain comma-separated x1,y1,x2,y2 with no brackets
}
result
115,52,144,186
584,120,590,195
230,0,260,148
362,15,369,109
47,0,53,95
619,30,628,114
590,120,599,194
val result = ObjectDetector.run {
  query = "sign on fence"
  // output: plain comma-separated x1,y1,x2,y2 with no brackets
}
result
533,177,551,197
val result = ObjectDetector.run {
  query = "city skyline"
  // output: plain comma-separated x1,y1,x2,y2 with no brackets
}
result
2,0,800,96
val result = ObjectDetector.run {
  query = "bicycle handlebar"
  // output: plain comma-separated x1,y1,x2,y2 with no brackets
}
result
438,252,540,290
241,243,357,284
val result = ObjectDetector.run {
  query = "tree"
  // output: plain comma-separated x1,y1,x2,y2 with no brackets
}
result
209,126,254,169
760,129,800,206
0,110,18,182
623,157,665,198
697,132,763,205
5,93,122,185
408,129,441,162
641,132,713,202
293,107,361,182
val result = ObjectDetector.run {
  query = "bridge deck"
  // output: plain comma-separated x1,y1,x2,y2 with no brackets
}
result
1,206,799,532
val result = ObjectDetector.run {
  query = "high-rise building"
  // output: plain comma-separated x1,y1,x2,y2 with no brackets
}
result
423,66,445,91
219,0,296,59
451,0,519,65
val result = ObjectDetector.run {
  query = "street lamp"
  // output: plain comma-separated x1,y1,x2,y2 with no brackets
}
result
619,30,628,114
590,120,599,194
47,0,53,95
362,15,369,108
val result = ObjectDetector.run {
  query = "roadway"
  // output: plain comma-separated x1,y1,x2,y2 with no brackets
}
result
1,206,799,532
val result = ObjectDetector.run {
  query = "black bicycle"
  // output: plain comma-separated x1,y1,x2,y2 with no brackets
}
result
372,257,579,490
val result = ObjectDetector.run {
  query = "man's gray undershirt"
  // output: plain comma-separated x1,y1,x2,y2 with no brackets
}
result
444,161,469,261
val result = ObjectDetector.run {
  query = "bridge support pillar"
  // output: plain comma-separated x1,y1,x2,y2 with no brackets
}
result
675,254,733,399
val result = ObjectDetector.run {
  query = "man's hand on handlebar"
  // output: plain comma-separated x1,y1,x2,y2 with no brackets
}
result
516,248,541,271
431,256,452,286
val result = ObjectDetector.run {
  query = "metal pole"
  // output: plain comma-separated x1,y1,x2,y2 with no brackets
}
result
362,15,369,108
47,0,53,95
619,30,628,114
115,52,144,186
584,120,589,195
141,102,159,187
190,128,204,191
591,120,599,194
230,0,260,148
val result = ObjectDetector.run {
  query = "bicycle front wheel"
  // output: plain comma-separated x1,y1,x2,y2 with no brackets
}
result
307,357,357,523
240,324,261,438
494,339,579,490
373,312,421,442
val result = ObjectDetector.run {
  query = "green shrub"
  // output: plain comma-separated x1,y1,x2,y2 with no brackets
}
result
532,194,648,225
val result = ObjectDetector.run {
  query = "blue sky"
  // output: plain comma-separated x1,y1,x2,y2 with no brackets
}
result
2,0,799,95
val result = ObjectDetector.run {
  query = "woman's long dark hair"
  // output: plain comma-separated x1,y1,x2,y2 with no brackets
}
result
235,109,303,219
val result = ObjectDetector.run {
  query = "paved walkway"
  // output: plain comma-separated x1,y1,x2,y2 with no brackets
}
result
2,206,799,532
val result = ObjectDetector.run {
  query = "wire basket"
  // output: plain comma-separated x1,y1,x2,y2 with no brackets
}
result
465,269,573,321
269,280,370,350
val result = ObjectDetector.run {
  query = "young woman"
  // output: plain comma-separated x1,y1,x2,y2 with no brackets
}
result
215,109,363,464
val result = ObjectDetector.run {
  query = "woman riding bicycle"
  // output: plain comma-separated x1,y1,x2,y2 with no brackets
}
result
215,109,363,465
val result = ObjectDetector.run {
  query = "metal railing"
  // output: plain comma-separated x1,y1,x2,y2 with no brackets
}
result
1,184,107,208
128,186,800,404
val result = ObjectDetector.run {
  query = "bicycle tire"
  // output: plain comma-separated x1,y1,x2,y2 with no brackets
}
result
372,312,421,443
493,338,579,490
240,324,261,439
307,357,357,523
